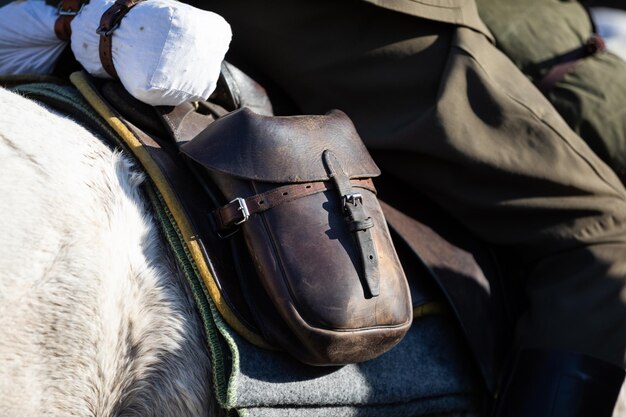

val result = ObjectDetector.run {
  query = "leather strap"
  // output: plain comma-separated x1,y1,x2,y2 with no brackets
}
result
536,34,606,93
323,150,380,297
213,178,376,231
97,0,144,78
157,101,223,146
52,0,87,41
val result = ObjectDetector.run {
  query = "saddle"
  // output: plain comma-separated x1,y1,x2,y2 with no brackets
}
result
3,63,508,389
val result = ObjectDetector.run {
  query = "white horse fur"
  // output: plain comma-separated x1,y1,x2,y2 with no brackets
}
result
0,87,623,416
0,87,218,417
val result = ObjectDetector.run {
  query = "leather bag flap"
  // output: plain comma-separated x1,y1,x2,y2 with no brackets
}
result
180,107,381,183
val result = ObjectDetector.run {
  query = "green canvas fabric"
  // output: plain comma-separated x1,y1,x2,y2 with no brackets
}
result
547,49,626,177
476,0,592,74
476,0,626,177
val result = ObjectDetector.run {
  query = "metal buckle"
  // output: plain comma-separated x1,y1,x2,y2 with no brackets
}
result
57,2,84,16
96,3,128,36
96,21,121,37
343,193,363,210
231,197,250,225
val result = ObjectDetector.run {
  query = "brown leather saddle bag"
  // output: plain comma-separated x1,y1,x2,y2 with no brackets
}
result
180,107,413,365
53,64,502,378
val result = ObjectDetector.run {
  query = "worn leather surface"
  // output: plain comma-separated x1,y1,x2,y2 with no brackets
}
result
183,108,412,365
182,107,381,183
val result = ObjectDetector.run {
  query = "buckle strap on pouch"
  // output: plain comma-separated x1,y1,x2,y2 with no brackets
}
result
97,0,145,78
323,150,380,297
213,178,376,230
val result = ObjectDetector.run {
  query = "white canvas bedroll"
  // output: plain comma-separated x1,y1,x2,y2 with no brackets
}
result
0,0,231,106
0,1,66,75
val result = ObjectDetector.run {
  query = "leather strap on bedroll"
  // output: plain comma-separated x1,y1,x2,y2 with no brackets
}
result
49,0,87,41
97,0,145,79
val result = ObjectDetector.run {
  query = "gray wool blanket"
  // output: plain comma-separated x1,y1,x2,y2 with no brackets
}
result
206,300,482,417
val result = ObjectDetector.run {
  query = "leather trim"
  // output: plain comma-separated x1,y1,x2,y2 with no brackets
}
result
323,150,380,297
209,62,274,116
99,33,117,79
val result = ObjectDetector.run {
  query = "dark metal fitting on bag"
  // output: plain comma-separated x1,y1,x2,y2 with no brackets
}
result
343,193,363,210
230,197,250,225
214,197,247,239
343,193,374,231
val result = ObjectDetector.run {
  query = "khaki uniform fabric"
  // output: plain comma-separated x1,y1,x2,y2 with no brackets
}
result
476,0,626,179
197,0,626,366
